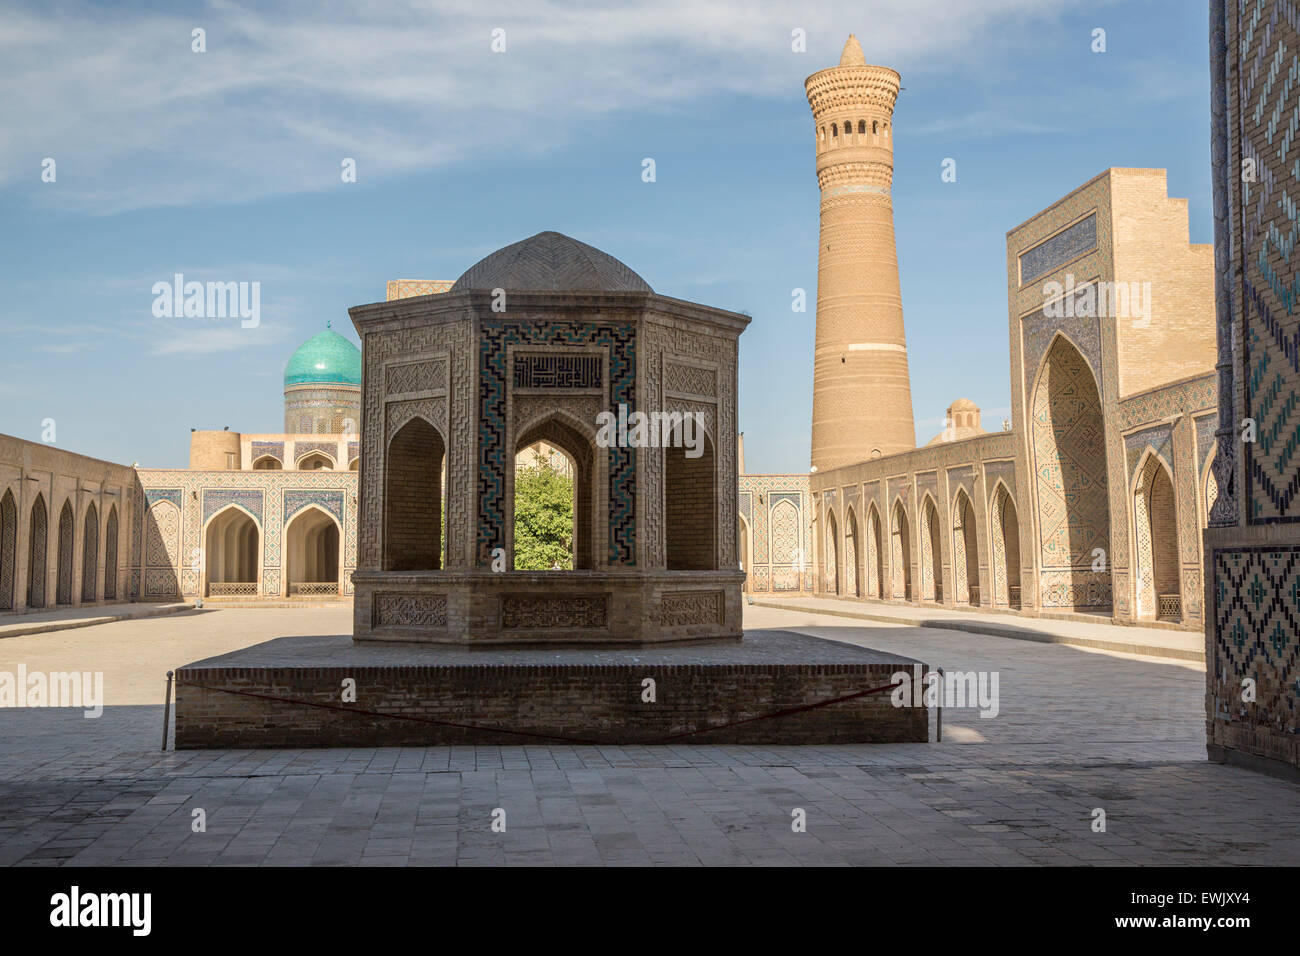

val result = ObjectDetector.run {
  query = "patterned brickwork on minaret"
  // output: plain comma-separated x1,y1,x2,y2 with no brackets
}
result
806,34,915,471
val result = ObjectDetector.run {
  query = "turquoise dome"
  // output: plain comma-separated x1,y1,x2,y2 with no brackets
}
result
284,326,361,388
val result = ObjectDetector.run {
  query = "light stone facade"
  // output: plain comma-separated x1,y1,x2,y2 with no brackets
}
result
0,435,137,612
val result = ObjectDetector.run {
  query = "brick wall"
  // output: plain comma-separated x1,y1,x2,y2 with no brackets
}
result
1110,169,1217,398
665,439,715,570
189,431,241,470
0,433,137,612
175,660,928,748
384,420,443,571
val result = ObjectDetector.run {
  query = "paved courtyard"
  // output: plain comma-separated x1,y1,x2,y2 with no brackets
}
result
0,604,1296,866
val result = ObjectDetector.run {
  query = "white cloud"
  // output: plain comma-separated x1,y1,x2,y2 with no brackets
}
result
0,0,1089,213
148,322,292,356
909,110,1062,138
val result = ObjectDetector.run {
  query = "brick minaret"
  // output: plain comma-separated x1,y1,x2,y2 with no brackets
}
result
806,35,915,471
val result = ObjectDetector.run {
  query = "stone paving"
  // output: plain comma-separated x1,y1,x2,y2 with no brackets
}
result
752,596,1205,661
0,601,191,640
0,604,1297,866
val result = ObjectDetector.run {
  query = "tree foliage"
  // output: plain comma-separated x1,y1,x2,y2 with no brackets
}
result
513,457,574,570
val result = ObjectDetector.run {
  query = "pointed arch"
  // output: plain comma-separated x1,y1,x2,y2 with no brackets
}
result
384,416,445,571
824,507,840,594
252,455,282,471
284,503,341,596
203,503,261,597
296,451,335,471
890,497,912,601
844,504,860,597
103,504,118,601
952,488,980,607
990,480,1021,608
0,489,16,611
1030,333,1111,610
81,501,99,603
27,493,47,608
517,412,597,571
1030,330,1103,400
664,419,716,572
919,494,943,602
738,512,752,590
1132,450,1179,621
1201,440,1219,523
56,499,74,605
864,501,885,599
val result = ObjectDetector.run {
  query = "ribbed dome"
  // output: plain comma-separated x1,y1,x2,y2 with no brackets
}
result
284,326,361,388
452,231,651,294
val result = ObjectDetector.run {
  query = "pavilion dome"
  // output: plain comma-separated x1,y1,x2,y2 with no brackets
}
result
925,397,986,446
451,231,652,294
284,325,362,388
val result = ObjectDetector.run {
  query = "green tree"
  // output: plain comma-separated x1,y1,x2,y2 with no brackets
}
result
513,457,574,570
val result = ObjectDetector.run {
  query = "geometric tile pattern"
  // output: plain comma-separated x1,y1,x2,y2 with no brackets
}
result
145,501,180,569
294,442,340,463
0,490,14,611
1212,547,1300,733
250,441,284,464
843,508,859,596
983,459,1016,498
1238,5,1300,523
1195,413,1220,475
951,491,975,605
919,496,940,601
27,494,46,609
1117,376,1217,431
823,510,839,593
735,475,812,592
890,500,911,600
103,505,118,601
1023,318,1103,406
145,488,183,510
865,503,883,597
134,469,358,599
202,489,264,525
991,485,1011,606
1018,213,1097,284
479,320,636,565
1133,455,1162,619
1124,425,1174,483
284,490,345,527
386,279,455,300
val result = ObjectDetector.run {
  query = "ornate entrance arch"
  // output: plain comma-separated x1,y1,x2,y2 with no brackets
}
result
1031,335,1111,609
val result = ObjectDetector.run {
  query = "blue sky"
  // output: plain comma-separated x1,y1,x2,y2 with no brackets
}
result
0,0,1213,472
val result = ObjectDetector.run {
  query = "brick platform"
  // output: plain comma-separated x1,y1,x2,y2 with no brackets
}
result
174,630,929,748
